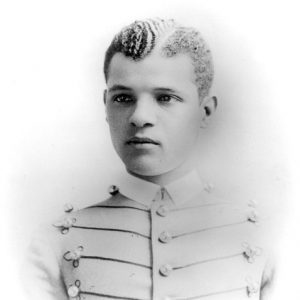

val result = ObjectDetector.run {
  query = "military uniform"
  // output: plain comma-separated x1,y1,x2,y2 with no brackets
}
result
24,170,273,300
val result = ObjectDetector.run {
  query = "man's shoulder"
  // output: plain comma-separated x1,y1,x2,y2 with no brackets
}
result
62,192,149,223
50,192,149,240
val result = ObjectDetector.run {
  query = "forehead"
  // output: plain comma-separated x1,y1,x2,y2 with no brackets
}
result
107,52,197,92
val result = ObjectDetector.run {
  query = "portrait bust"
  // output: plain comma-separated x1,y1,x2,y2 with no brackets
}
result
20,17,278,300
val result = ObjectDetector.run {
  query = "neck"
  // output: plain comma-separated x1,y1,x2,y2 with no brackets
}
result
127,159,196,186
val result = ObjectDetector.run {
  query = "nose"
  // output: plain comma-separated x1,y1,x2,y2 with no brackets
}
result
129,94,156,128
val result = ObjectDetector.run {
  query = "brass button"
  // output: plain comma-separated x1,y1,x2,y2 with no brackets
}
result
64,203,74,213
247,210,259,223
53,217,76,234
246,277,259,297
67,285,80,297
108,185,119,195
159,231,172,243
63,246,84,268
242,242,262,263
159,264,172,276
156,205,169,217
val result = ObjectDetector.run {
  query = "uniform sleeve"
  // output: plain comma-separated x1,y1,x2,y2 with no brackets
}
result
21,228,68,300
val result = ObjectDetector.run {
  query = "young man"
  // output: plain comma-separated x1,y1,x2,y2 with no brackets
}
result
25,18,274,300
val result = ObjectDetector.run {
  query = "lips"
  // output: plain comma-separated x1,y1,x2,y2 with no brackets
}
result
126,136,159,145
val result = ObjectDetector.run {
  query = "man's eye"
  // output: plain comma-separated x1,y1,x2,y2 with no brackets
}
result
113,94,133,103
157,95,173,102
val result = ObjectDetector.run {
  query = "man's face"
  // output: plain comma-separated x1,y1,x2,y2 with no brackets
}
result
105,51,208,177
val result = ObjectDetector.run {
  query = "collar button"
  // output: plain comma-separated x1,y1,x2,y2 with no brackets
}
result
108,185,119,195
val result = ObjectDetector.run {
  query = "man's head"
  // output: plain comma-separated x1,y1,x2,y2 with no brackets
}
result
104,18,214,100
103,18,217,181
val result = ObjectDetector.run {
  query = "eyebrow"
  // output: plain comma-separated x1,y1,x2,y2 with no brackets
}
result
153,87,178,93
108,85,132,93
108,85,178,94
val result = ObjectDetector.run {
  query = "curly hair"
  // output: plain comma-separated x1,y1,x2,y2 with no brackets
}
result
103,18,214,99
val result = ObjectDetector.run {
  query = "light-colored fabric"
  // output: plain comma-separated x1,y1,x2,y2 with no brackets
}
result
115,169,205,207
23,170,273,300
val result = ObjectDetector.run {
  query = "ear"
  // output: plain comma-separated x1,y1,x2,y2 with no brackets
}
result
200,96,217,128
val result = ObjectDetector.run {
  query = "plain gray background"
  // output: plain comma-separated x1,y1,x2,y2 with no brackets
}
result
1,0,299,298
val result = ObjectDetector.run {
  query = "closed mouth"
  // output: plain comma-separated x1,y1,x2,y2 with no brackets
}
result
126,137,159,145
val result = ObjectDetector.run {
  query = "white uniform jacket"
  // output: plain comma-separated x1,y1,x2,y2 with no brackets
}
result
24,170,274,300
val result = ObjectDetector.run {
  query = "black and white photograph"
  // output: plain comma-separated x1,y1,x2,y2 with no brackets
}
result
1,0,300,299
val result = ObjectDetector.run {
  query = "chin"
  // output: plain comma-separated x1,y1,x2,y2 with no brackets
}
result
123,157,166,177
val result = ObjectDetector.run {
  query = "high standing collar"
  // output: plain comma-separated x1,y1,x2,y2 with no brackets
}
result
115,169,204,208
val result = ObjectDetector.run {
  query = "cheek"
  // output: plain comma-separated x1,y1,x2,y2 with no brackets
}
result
179,123,200,146
107,109,126,132
167,112,202,153
179,109,202,137
107,116,125,148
